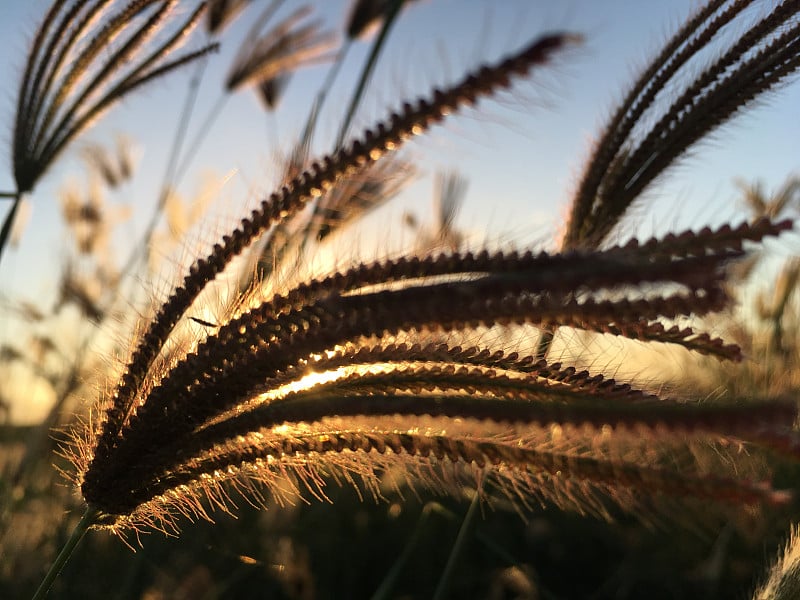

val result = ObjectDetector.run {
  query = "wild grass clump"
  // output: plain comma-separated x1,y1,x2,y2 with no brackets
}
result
2,1,800,598
1,0,218,265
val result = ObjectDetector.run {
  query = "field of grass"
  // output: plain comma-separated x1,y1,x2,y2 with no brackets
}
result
2,1,800,598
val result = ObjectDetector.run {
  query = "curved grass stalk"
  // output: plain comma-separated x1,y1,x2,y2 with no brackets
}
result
79,217,791,507
92,30,579,470
336,0,405,148
87,424,793,530
540,0,800,362
565,0,750,246
371,501,450,600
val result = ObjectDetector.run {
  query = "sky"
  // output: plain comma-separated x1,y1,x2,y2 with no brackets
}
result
0,0,799,423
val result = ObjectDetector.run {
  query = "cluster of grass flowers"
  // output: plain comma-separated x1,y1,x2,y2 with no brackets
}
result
2,1,800,598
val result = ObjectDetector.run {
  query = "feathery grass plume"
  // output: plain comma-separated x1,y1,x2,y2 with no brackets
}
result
247,154,414,292
56,261,105,322
308,156,414,244
563,0,800,250
72,216,799,533
724,176,800,355
0,345,25,364
255,72,291,110
81,136,136,189
406,171,468,252
11,299,47,323
225,4,337,95
60,178,106,256
297,154,414,257
17,3,797,594
535,0,800,362
346,0,392,40
738,176,800,221
14,0,217,194
1,0,218,264
732,176,800,285
755,258,800,356
86,32,579,482
24,34,580,595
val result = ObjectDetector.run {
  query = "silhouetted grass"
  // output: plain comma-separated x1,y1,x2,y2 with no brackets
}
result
1,2,800,599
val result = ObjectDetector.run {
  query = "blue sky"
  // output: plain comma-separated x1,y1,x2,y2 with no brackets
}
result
0,1,798,422
1,1,798,278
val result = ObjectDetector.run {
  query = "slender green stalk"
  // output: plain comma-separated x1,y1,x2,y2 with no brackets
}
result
32,506,98,600
302,41,352,150
432,488,482,600
174,93,230,185
371,502,452,600
336,0,404,147
119,51,212,277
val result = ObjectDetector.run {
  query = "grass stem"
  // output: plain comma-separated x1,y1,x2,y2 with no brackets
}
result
370,502,451,600
119,54,211,277
0,192,22,265
432,488,482,600
336,0,404,147
31,506,98,600
302,41,351,150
